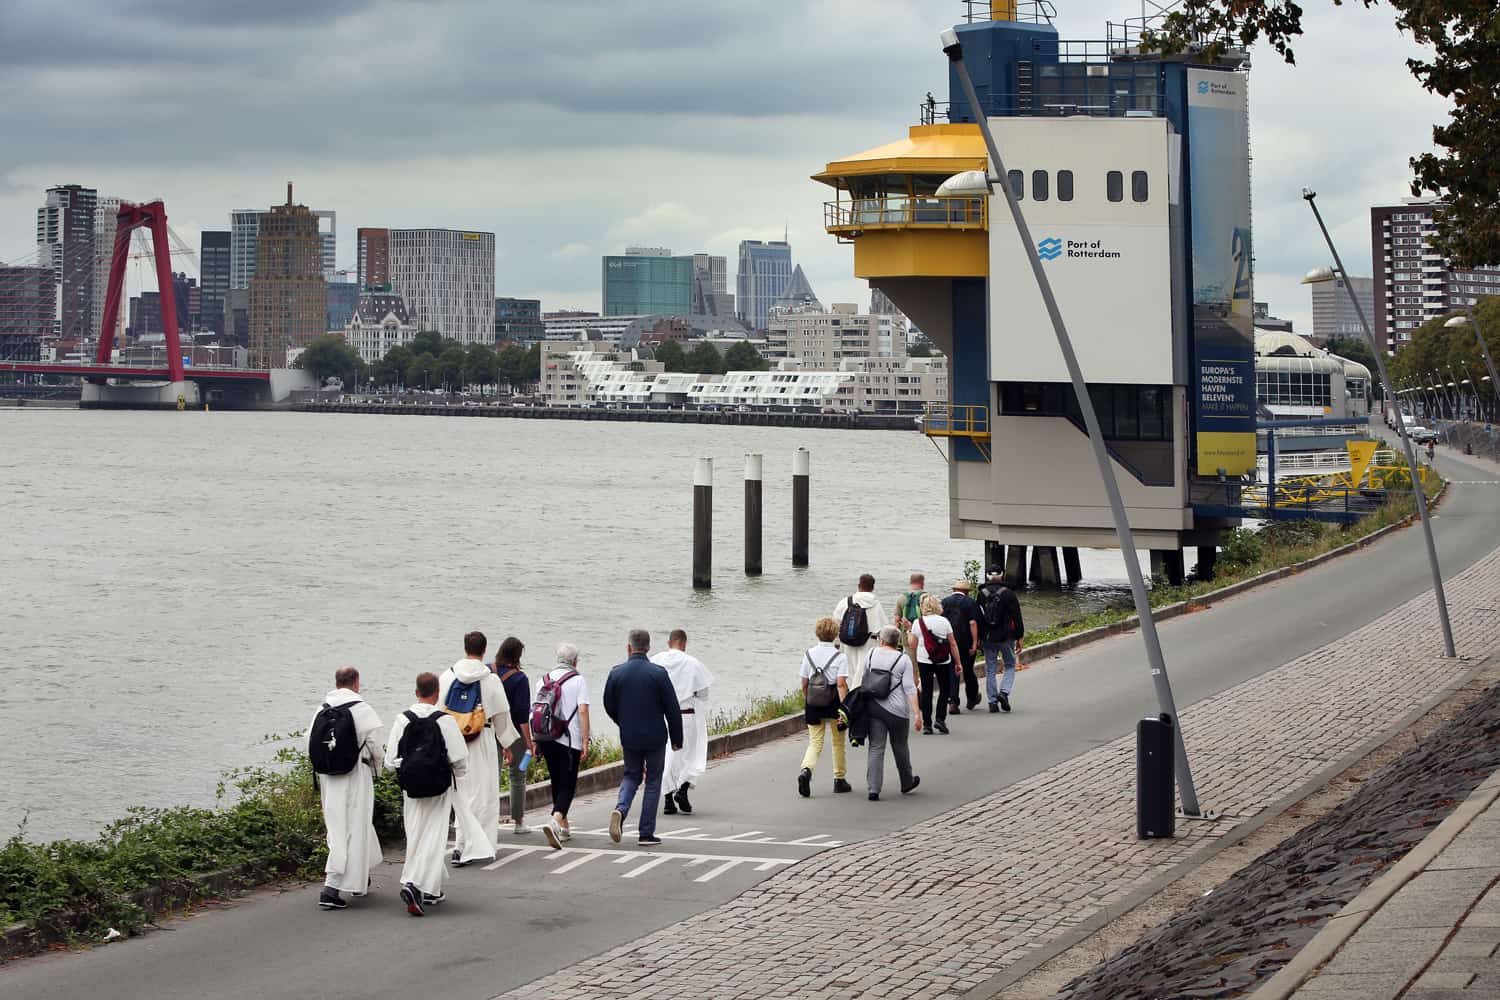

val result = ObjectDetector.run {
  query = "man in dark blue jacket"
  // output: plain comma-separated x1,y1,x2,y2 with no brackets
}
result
603,628,683,846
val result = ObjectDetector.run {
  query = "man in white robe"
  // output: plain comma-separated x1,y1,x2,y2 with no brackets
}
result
652,629,714,815
310,666,385,910
437,630,518,864
833,574,890,689
384,671,474,916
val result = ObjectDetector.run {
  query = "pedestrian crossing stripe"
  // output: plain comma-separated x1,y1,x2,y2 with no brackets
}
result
571,825,845,848
478,844,798,883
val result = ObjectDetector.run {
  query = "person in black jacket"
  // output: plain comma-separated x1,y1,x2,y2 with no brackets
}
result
603,629,683,846
976,567,1025,713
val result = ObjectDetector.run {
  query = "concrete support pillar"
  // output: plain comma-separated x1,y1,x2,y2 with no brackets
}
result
1030,546,1061,588
1004,544,1028,588
1062,546,1082,585
1195,545,1218,582
1150,549,1185,587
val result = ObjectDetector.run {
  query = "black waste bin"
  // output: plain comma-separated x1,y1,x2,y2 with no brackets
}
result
1137,713,1176,839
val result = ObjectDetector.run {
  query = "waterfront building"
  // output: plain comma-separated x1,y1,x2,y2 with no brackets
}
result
230,209,263,290
495,296,543,343
540,342,666,405
248,184,327,367
388,228,496,344
1370,197,1500,353
225,288,249,345
0,266,55,361
199,231,231,335
36,184,97,342
690,253,735,317
357,227,390,290
1309,274,1373,345
91,196,123,343
342,292,417,364
1253,330,1371,420
765,302,908,364
736,240,793,331
326,277,361,332
816,2,1260,563
771,265,822,314
544,312,644,342
1253,302,1294,334
602,248,693,317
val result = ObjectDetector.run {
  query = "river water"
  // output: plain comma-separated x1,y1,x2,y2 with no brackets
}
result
0,409,1137,841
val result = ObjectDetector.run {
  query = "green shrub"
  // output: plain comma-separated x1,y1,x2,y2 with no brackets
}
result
1218,527,1263,568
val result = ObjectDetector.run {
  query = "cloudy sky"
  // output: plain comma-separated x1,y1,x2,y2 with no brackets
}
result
0,0,1449,332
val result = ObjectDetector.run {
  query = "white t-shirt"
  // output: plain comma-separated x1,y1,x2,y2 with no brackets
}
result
799,642,849,684
912,614,954,664
541,665,590,750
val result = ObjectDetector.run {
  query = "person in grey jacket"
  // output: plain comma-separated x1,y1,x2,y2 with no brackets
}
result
603,628,683,846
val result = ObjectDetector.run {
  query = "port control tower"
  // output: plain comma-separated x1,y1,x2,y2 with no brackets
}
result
815,1,1254,582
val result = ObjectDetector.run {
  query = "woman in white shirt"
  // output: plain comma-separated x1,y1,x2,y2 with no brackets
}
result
908,594,962,735
797,617,852,799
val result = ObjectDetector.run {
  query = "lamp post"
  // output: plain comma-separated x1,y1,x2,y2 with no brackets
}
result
937,28,1204,816
1445,311,1500,423
1301,189,1456,658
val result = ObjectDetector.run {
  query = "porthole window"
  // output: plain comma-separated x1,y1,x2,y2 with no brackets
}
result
1031,170,1049,202
1106,170,1123,202
1132,170,1149,202
1057,170,1074,201
1007,170,1025,200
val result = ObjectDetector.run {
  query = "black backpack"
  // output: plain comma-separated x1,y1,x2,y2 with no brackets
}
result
396,710,454,799
979,585,1010,636
839,595,871,646
863,650,903,699
308,701,361,775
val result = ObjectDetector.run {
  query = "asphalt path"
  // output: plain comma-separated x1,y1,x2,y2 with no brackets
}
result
4,446,1497,1000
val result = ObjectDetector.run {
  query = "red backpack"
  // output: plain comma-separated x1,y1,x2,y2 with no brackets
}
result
529,670,578,742
917,618,950,664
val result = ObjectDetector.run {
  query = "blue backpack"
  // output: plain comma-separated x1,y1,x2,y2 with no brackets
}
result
443,678,487,742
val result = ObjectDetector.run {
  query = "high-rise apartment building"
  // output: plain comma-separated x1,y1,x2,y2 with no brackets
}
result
248,185,327,367
91,196,123,343
602,247,692,316
494,297,543,343
388,228,496,344
736,240,793,332
199,231,231,335
1309,275,1374,344
171,272,199,331
1371,197,1500,352
690,253,734,317
0,266,55,361
313,210,336,280
765,302,908,365
36,184,98,341
230,209,263,290
357,227,390,290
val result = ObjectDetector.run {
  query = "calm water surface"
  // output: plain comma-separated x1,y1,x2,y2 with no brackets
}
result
0,410,1137,840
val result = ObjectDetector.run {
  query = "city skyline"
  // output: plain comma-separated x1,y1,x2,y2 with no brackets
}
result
0,1,1454,335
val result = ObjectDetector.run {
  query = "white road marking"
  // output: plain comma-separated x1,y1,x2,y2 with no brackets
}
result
480,847,543,871
570,827,844,848
551,852,598,874
478,844,798,883
621,856,672,879
694,860,743,883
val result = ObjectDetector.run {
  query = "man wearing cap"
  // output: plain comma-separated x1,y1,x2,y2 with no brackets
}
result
976,566,1026,713
941,580,982,713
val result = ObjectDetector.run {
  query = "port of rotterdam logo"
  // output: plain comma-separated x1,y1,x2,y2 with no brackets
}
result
1037,237,1063,260
1037,236,1121,261
1197,79,1210,95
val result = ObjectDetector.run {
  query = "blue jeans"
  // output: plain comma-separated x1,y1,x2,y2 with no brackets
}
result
616,744,666,840
983,640,1017,703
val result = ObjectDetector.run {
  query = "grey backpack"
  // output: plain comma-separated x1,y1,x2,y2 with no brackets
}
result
804,649,838,709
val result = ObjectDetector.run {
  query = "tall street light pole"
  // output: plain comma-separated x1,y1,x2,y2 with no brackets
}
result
939,29,1204,816
1302,189,1456,658
1446,311,1500,422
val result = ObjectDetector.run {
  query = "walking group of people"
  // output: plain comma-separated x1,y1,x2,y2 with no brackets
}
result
306,627,713,916
800,567,1025,800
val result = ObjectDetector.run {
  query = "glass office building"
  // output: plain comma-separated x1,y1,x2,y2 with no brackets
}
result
602,253,692,317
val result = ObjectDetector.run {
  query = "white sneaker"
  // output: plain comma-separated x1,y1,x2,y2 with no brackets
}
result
512,821,530,835
542,822,562,851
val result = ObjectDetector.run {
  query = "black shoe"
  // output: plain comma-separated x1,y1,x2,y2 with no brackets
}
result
868,792,880,801
798,767,811,798
400,883,424,917
833,778,853,794
450,849,473,868
663,793,677,815
675,783,693,815
989,702,1001,714
901,776,921,795
935,722,950,735
950,704,961,715
999,693,1011,713
638,835,663,847
968,699,981,711
317,887,347,910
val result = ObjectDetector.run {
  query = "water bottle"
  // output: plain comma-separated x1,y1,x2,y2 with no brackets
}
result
519,749,533,771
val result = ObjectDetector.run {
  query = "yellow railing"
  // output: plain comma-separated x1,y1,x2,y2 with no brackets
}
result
922,403,991,461
824,196,987,234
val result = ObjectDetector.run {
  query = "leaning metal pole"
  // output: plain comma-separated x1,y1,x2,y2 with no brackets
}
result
1304,190,1456,658
944,33,1203,816
1465,306,1500,421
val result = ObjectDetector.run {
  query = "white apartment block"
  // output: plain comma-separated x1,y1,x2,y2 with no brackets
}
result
340,292,417,364
389,229,496,345
1373,197,1500,351
765,302,908,364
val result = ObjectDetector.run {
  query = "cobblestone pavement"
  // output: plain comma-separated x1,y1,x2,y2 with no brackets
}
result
494,547,1500,1000
1291,789,1500,999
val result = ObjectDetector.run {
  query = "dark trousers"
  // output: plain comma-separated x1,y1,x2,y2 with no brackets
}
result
538,740,582,819
951,645,980,708
918,661,952,728
617,744,666,840
866,703,913,794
